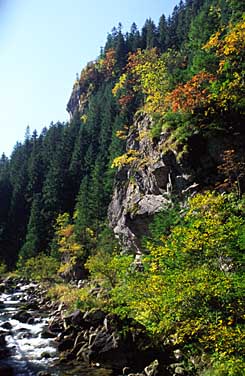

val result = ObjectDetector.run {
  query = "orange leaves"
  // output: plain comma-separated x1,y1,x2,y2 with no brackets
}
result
60,224,73,238
100,49,116,78
113,48,169,113
127,47,159,71
74,49,116,100
118,94,135,107
165,72,215,113
79,62,99,88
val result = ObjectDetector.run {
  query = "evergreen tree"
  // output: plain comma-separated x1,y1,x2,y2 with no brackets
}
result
0,0,243,280
158,14,168,52
42,156,63,228
74,175,91,238
88,158,107,232
59,117,81,213
18,194,45,261
0,154,12,264
145,18,158,49
126,22,141,52
26,130,44,201
175,0,187,48
115,27,128,73
7,141,31,264
187,0,220,74
69,123,89,182
166,5,180,49
98,84,116,156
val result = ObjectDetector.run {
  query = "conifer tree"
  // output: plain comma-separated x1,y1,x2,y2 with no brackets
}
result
26,130,44,201
115,25,128,72
69,123,89,199
74,175,91,238
18,194,45,261
127,22,141,52
158,14,168,52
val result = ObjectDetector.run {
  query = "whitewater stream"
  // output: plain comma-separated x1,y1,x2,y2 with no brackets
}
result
0,283,114,376
0,282,58,375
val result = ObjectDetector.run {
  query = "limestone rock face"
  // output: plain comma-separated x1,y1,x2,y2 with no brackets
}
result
66,82,81,118
108,114,195,252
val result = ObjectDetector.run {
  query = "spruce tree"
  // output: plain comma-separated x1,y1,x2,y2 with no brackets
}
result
74,175,91,239
18,194,45,261
158,14,168,52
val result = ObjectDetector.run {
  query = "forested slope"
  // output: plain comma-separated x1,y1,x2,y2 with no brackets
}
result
0,1,244,374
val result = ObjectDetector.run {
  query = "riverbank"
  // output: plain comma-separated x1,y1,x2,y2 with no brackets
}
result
0,277,176,376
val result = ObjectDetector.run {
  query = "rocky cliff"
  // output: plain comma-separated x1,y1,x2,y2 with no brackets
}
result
108,114,196,252
108,113,245,253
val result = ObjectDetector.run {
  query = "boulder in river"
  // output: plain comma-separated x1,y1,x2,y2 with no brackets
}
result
0,335,6,347
0,333,10,359
12,309,33,323
20,300,39,311
41,328,57,339
37,372,52,376
41,351,51,359
48,321,63,333
0,285,5,293
1,322,12,330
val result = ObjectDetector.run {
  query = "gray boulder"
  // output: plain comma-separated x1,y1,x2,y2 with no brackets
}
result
12,310,33,323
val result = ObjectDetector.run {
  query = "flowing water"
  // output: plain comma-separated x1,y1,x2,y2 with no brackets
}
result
0,283,114,376
0,283,58,375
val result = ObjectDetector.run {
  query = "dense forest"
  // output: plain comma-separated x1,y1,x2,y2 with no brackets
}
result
0,0,244,374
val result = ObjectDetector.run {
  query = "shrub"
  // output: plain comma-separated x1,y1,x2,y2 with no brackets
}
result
18,254,59,281
95,192,244,370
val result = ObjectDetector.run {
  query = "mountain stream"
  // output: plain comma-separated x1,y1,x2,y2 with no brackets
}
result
0,282,113,376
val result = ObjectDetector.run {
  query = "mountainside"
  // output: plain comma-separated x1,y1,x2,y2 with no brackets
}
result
108,113,194,252
108,111,245,252
0,1,244,374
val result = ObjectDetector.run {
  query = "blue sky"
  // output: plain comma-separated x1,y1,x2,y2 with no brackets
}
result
0,0,178,156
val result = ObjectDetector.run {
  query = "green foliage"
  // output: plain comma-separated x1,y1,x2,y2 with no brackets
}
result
203,353,245,376
157,111,197,155
111,149,140,168
52,212,86,276
85,225,128,289
0,5,243,375
86,251,133,290
149,115,164,140
86,192,244,372
0,261,6,276
113,48,170,114
204,17,245,112
0,0,243,272
187,0,221,74
19,194,45,261
147,200,182,241
17,254,59,281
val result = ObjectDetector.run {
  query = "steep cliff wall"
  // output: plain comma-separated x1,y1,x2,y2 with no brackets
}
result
108,114,196,252
108,113,245,252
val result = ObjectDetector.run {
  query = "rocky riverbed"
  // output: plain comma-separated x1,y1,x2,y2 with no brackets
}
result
0,277,181,376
